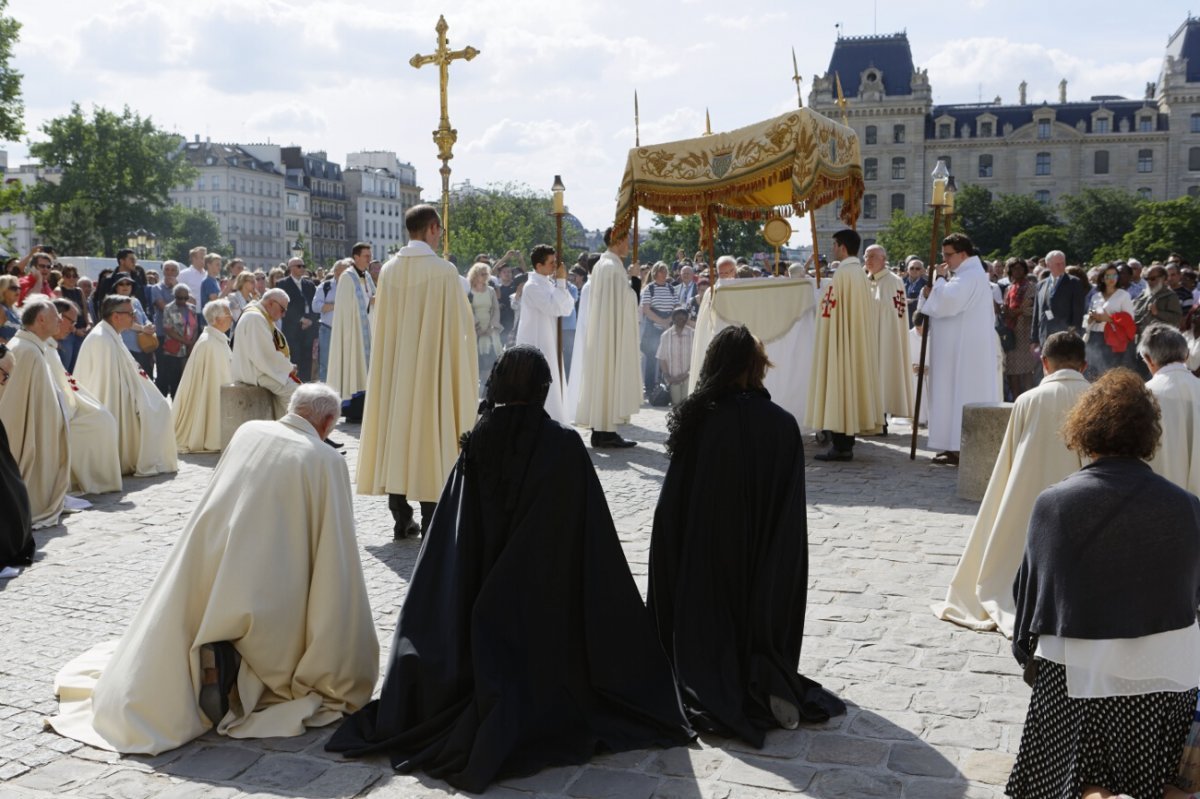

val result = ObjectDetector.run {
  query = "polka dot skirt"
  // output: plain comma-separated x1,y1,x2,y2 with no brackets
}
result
1007,659,1197,799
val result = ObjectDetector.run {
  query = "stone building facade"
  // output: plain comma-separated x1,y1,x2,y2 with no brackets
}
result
809,17,1200,250
344,151,422,257
281,148,347,268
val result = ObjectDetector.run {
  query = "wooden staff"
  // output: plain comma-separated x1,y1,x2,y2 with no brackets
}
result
810,212,821,289
910,204,944,459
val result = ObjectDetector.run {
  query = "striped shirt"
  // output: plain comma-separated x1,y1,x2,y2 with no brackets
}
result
640,281,678,319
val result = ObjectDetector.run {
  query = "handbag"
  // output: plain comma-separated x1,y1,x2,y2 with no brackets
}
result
995,316,1016,353
137,330,159,353
649,382,671,407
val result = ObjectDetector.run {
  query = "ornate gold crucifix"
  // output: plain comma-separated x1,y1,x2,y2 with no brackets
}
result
410,15,479,259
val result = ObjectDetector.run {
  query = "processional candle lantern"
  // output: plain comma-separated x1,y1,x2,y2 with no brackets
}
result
552,175,565,215
931,159,950,206
944,176,958,214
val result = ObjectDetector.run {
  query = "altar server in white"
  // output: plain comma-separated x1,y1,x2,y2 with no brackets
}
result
231,289,297,417
74,296,177,477
0,299,69,527
45,299,121,495
1140,324,1200,495
566,227,641,448
917,233,1003,465
932,332,1088,635
327,244,375,400
173,300,234,453
49,384,378,754
864,245,913,422
515,244,575,423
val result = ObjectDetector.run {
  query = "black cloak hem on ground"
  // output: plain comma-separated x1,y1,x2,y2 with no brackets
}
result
0,419,33,570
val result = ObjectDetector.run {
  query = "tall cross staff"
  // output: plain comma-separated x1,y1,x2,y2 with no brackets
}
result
791,48,804,108
410,15,479,259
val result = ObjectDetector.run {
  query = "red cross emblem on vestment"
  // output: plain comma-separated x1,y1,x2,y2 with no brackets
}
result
893,289,906,319
820,286,837,318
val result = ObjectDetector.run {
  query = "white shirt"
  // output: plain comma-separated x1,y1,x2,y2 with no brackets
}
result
177,267,206,303
312,280,337,327
1037,624,1200,698
1086,288,1135,332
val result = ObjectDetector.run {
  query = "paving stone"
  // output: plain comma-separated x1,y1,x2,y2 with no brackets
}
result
566,768,660,799
911,691,982,719
720,756,815,792
651,779,731,799
645,746,728,778
237,752,330,790
86,768,179,799
886,742,960,778
804,733,888,767
164,745,262,780
961,750,1016,785
810,768,904,799
11,756,109,790
848,712,926,741
923,718,1003,750
499,765,580,793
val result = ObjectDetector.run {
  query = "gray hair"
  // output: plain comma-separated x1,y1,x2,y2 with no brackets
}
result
100,295,132,322
1138,324,1189,366
173,284,190,298
864,244,886,259
288,382,341,425
20,298,55,328
261,288,289,306
202,298,231,325
716,255,737,270
162,260,182,274
1046,250,1066,263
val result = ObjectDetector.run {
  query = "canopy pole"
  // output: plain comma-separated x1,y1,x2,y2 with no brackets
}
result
810,212,821,289
632,209,639,265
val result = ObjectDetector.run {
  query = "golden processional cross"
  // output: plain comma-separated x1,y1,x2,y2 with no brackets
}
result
410,15,479,259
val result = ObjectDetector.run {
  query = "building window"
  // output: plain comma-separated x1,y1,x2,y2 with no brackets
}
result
863,194,877,219
1095,117,1109,134
978,154,993,178
1190,148,1200,172
212,176,220,190
863,158,877,181
980,121,993,137
212,197,220,211
197,176,205,190
1037,120,1051,139
1035,152,1051,176
938,156,951,171
890,193,905,213
1137,149,1153,173
1138,187,1152,199
1192,114,1200,133
891,157,906,180
1139,116,1153,132
1189,186,1200,198
893,124,905,144
938,122,951,139
1094,150,1109,174
1035,190,1051,204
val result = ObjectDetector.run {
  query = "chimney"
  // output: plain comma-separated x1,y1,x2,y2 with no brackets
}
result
1058,79,1067,103
1019,81,1027,105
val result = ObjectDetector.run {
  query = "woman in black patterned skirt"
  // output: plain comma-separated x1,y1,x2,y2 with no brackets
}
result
1008,368,1200,799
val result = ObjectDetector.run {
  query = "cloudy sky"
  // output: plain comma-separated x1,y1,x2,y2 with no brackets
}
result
4,0,1189,238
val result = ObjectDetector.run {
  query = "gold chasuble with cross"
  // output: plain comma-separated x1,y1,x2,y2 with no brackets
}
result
868,268,914,419
805,256,883,436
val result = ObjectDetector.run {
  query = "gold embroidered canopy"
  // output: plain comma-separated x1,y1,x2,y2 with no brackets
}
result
613,109,864,252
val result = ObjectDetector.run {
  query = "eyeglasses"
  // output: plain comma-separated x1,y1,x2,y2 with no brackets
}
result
112,310,134,316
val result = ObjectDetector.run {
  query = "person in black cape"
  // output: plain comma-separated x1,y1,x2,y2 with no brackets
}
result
327,345,693,791
648,325,844,746
0,343,34,572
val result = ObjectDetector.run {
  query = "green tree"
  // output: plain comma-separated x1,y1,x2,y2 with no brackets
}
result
447,182,563,270
34,197,102,256
148,205,226,262
1058,188,1143,262
954,185,1058,258
1092,197,1200,264
878,210,936,264
0,0,24,142
29,104,197,256
1009,225,1070,259
642,214,765,264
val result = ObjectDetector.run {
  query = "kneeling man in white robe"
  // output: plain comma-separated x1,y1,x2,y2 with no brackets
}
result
515,244,574,423
1140,324,1200,495
932,331,1088,635
49,383,379,754
173,299,234,453
231,288,298,417
46,298,122,495
0,299,69,527
74,295,177,477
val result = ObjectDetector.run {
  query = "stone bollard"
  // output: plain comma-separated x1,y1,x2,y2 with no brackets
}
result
956,402,1014,502
219,383,275,450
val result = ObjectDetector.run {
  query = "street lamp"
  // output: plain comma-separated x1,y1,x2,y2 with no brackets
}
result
125,228,157,259
291,243,304,260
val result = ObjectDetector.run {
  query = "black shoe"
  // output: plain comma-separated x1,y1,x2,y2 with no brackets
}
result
591,431,637,448
198,641,241,725
393,520,420,540
814,448,853,462
325,437,344,449
874,423,889,437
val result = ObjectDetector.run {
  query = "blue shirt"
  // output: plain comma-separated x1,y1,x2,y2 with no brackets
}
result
562,282,579,330
200,277,220,308
119,298,150,354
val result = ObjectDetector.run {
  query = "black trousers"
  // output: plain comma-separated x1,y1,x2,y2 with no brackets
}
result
156,353,187,399
830,432,856,453
389,494,437,532
283,322,317,382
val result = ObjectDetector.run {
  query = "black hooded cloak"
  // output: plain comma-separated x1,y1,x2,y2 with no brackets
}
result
647,389,844,746
0,419,33,570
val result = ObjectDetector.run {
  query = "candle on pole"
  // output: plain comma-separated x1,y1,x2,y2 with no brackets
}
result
552,175,566,380
911,159,951,460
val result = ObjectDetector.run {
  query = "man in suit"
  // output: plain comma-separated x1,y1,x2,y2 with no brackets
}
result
1030,250,1085,356
279,257,318,382
1132,263,1184,378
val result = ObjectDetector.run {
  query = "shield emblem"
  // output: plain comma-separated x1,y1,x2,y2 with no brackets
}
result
710,150,733,179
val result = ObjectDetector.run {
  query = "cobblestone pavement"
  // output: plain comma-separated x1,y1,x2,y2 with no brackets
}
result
0,406,1025,799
